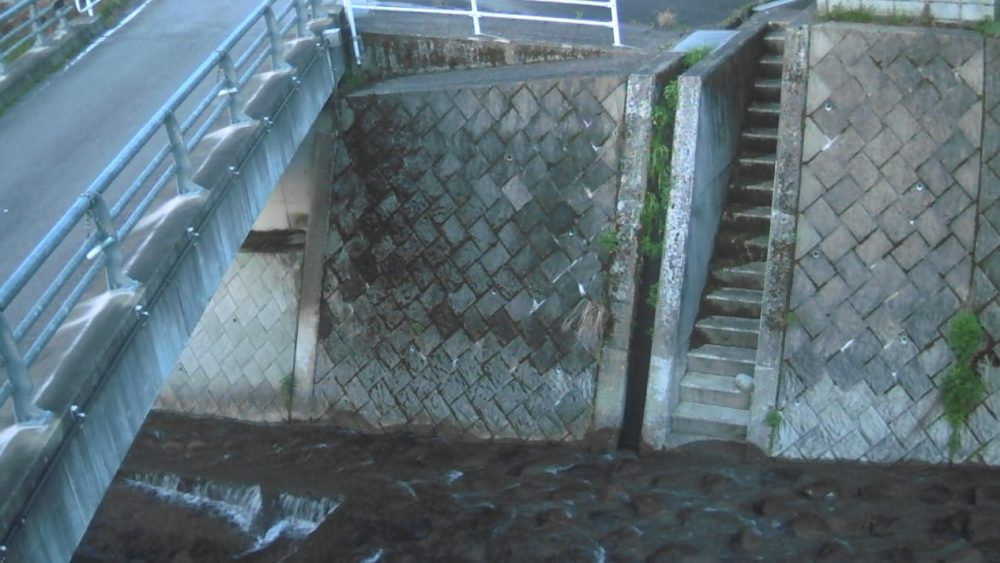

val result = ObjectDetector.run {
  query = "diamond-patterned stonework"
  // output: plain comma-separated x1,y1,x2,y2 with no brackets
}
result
316,71,628,440
157,252,301,422
777,25,1000,463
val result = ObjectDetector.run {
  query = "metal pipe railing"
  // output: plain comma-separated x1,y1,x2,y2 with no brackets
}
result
342,0,623,62
0,0,323,424
0,0,74,75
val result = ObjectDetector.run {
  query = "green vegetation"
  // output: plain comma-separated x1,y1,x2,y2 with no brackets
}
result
635,46,711,308
340,65,379,92
976,18,1000,37
941,311,986,459
764,408,782,453
280,373,296,420
645,281,659,308
682,46,712,67
818,5,932,26
598,228,621,255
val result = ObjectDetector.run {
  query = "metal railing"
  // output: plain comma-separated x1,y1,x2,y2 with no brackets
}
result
342,0,622,62
0,0,74,75
0,0,326,425
74,0,102,17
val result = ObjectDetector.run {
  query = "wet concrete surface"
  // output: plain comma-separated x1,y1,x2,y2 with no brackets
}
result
76,411,1000,562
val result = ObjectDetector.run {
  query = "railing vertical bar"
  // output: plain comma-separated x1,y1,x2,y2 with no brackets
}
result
86,195,138,291
219,53,248,124
29,2,48,48
0,313,47,424
264,6,289,70
311,0,323,18
609,0,621,46
164,112,201,194
469,0,481,35
343,0,360,63
294,0,308,36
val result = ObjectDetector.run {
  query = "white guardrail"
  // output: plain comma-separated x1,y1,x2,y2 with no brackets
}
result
342,0,622,61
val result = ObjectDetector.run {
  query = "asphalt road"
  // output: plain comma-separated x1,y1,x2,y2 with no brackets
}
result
0,0,264,286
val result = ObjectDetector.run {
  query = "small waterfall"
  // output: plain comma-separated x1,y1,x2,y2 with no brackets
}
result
125,472,339,551
125,473,264,533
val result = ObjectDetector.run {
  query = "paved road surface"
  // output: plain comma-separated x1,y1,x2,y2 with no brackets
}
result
0,0,263,286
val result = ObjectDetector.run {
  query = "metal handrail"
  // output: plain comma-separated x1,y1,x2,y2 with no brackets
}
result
0,0,74,74
342,0,622,61
0,0,327,424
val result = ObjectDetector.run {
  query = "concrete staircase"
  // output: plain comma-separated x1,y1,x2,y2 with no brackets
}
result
672,28,785,440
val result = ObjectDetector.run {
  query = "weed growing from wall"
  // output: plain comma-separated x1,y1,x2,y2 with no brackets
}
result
764,408,782,453
941,311,986,459
637,47,710,291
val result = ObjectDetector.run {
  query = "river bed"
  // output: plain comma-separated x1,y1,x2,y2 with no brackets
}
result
73,411,1000,562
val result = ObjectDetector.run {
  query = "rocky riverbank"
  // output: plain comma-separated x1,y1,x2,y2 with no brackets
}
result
76,412,1000,562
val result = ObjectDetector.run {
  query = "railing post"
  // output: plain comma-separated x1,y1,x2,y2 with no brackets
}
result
0,313,48,424
609,0,621,46
219,53,249,124
343,0,361,64
55,3,69,37
86,195,139,291
29,3,49,48
294,0,309,37
264,7,290,70
164,112,203,195
469,0,482,35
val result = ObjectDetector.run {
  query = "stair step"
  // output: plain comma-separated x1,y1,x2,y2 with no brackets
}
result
763,31,786,55
673,401,750,440
747,102,780,117
741,127,779,153
758,55,784,79
705,287,763,316
738,152,777,179
753,78,782,102
695,315,760,348
687,344,756,376
722,205,772,230
731,180,774,206
715,230,769,262
681,372,752,409
712,261,766,290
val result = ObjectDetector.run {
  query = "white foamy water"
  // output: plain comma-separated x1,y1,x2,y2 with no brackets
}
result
124,472,340,552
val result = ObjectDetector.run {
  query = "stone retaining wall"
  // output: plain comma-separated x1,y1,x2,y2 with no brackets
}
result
156,251,301,422
314,61,632,440
774,24,1000,464
818,0,996,23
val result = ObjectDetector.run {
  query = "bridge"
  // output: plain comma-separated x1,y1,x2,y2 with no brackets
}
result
0,0,654,558
0,0,344,559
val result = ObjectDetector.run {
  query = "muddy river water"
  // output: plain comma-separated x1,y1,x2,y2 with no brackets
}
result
73,412,1000,562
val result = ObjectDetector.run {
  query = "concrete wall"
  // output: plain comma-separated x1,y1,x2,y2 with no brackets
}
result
315,59,633,440
774,24,1000,464
818,0,996,22
155,251,301,422
590,51,685,436
642,22,769,448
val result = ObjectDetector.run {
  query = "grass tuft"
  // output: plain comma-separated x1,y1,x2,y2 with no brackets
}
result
941,311,986,459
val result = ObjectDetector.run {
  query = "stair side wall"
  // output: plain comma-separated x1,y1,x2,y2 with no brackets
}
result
642,21,770,449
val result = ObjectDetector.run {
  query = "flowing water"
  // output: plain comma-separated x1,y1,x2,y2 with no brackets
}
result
74,412,1000,562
